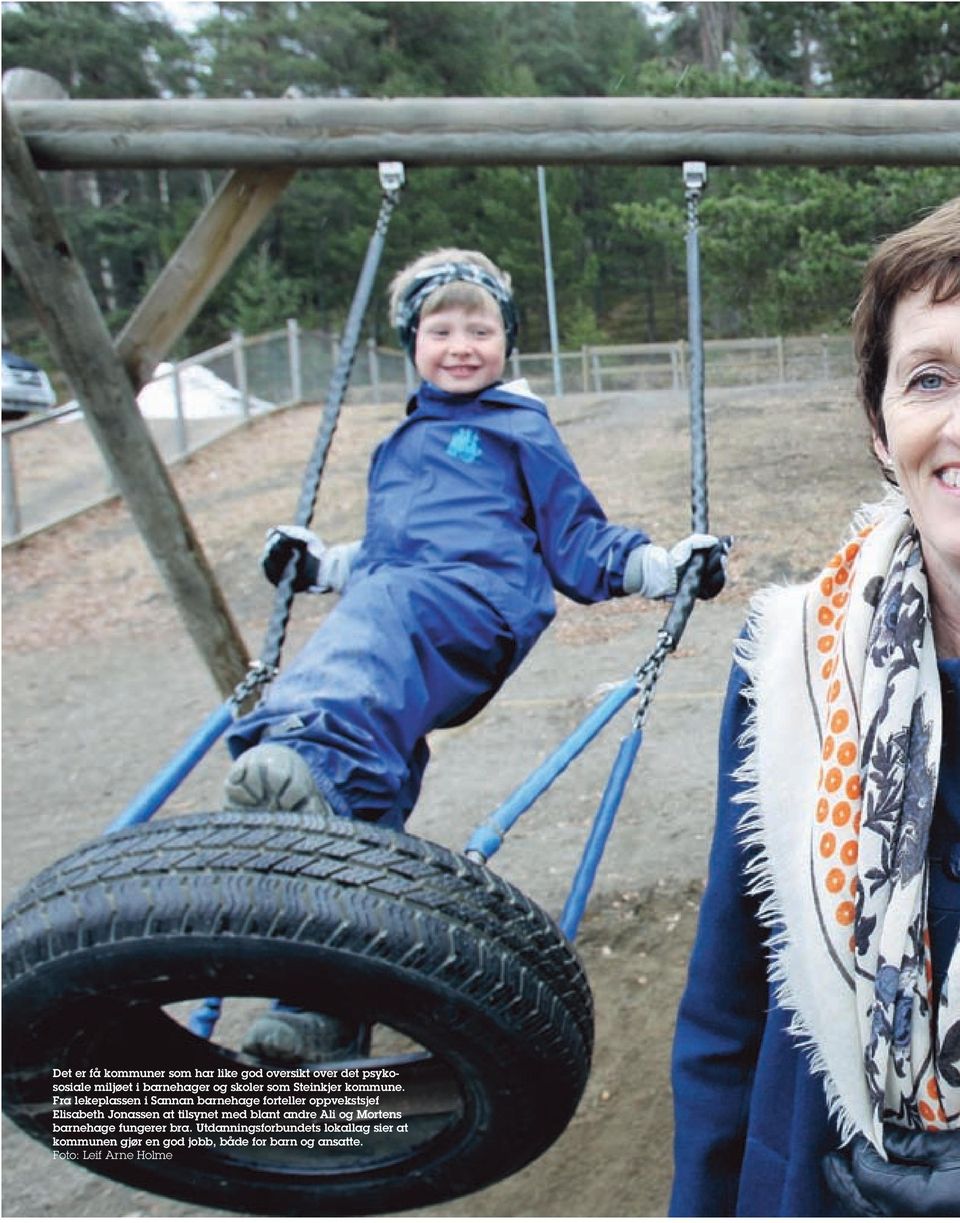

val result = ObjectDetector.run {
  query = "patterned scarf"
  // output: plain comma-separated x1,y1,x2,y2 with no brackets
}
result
736,494,959,1150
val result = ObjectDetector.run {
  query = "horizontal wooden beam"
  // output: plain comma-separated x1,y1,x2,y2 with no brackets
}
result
6,96,960,169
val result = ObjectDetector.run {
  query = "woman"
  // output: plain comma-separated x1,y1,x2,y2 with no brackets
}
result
670,197,960,1216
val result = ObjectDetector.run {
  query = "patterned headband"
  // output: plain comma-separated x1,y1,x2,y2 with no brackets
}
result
394,261,519,359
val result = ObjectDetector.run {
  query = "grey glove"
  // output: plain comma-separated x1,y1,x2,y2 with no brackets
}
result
623,533,732,600
260,525,359,594
823,1127,960,1216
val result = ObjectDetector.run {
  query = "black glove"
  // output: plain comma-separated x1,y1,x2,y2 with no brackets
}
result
823,1127,960,1216
260,525,322,592
677,533,733,600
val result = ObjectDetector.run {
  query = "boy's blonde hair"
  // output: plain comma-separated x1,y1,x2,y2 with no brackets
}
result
388,247,512,325
388,247,518,358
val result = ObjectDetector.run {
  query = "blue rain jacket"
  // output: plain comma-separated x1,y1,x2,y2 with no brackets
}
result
669,656,960,1217
228,379,649,826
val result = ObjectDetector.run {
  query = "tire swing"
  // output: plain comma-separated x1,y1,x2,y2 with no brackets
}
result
3,163,711,1216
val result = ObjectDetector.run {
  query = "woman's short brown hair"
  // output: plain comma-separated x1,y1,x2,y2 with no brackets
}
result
852,196,960,443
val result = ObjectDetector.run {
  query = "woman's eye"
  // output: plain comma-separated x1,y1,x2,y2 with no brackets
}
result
908,369,947,392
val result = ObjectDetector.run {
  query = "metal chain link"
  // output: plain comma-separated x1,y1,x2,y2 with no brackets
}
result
230,659,278,712
630,629,674,730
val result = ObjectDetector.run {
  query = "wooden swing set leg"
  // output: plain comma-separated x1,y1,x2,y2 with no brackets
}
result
2,73,296,698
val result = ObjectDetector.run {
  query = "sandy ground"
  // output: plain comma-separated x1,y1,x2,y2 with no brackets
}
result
2,379,881,1218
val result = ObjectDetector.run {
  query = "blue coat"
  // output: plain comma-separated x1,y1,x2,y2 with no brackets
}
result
229,379,649,826
353,379,648,638
669,656,960,1216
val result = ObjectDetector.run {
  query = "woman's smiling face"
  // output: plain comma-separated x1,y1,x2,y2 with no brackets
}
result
875,285,960,586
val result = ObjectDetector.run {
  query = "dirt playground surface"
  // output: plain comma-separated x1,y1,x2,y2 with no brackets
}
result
2,379,881,1218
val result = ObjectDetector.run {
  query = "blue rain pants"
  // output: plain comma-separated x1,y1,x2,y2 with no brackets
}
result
227,566,519,828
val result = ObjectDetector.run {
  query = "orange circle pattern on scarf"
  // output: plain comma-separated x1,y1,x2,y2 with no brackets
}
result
810,523,946,1129
813,535,867,941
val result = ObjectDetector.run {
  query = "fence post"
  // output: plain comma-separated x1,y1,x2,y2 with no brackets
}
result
231,329,250,419
670,343,680,390
171,360,188,457
511,350,521,380
404,355,417,396
591,352,603,393
677,338,687,389
287,317,302,404
775,335,785,384
581,345,589,393
367,337,380,404
2,431,21,541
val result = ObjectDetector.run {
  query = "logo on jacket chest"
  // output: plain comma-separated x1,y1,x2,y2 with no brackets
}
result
446,426,483,464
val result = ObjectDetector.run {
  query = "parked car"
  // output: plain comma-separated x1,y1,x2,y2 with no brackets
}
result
2,348,57,420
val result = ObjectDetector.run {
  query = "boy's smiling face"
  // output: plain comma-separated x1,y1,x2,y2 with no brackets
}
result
415,303,506,395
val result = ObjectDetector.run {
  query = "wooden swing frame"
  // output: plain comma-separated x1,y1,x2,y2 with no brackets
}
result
3,75,958,696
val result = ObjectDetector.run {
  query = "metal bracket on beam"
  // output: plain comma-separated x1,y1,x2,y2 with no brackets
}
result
378,161,405,192
683,160,708,195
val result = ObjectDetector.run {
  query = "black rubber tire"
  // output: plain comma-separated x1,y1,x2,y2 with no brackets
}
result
3,810,593,1216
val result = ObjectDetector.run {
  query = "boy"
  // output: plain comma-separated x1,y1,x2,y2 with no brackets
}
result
225,249,729,1060
226,246,728,824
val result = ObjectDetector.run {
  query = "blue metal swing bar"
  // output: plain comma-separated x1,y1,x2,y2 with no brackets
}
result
560,728,643,938
106,700,233,832
106,161,711,959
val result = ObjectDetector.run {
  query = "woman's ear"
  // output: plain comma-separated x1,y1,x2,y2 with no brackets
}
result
870,430,890,467
872,431,898,485
872,432,891,468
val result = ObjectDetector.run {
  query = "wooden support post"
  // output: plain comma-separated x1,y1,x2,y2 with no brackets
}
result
2,96,250,698
115,166,295,389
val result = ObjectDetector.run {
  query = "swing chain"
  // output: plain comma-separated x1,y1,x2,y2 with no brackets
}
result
255,163,406,684
630,628,675,730
230,659,278,713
